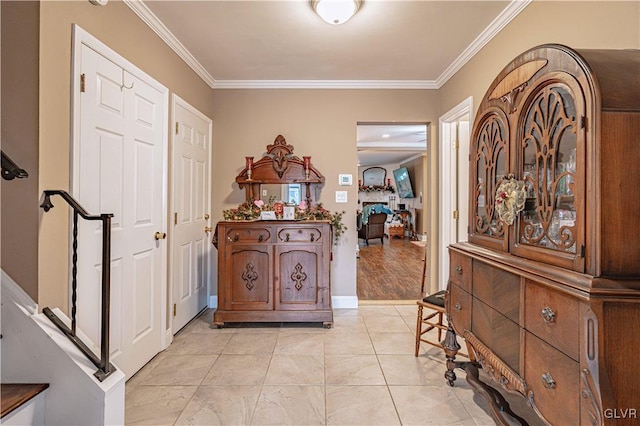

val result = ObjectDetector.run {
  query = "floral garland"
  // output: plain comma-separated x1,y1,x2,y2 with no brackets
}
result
223,198,347,243
495,176,526,225
358,184,395,193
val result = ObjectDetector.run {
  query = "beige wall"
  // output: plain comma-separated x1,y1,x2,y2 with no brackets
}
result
38,0,213,311
1,1,40,301
210,89,439,298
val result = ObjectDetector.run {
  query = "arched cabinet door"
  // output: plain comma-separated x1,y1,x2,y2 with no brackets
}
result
468,108,510,252
510,76,586,273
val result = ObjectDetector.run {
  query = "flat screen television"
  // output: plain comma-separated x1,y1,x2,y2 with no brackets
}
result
393,167,414,199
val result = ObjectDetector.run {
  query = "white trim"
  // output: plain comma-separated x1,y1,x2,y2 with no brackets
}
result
436,0,532,87
332,295,359,309
438,97,473,292
123,0,216,88
208,295,218,309
213,80,437,90
1,269,38,315
124,0,529,90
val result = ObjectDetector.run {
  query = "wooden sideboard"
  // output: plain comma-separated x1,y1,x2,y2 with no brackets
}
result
213,220,333,327
445,45,640,425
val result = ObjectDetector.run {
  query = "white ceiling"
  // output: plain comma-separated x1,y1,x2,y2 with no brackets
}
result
130,0,526,164
357,123,427,167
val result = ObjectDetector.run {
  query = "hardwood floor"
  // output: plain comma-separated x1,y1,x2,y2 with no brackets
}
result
357,237,426,300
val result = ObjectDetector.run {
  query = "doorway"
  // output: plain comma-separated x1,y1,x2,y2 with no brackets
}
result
438,97,472,291
356,123,427,301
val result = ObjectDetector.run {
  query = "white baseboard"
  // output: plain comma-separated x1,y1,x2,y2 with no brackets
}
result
332,295,359,309
208,294,358,309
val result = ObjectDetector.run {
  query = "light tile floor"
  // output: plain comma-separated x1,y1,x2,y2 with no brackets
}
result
125,304,498,425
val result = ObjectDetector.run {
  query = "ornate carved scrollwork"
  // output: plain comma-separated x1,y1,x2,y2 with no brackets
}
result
290,263,307,291
474,115,508,238
520,85,577,251
241,262,259,290
267,135,295,178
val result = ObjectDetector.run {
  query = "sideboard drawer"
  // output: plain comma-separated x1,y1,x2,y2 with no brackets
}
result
448,283,471,334
225,226,272,244
277,226,324,243
524,280,580,361
525,331,579,425
473,261,520,325
449,250,472,292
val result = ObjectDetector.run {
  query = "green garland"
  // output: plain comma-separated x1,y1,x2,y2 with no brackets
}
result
223,198,347,243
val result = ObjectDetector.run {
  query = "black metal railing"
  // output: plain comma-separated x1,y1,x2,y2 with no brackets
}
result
1,150,29,180
40,190,116,381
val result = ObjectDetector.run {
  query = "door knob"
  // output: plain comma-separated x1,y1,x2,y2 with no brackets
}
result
154,232,166,240
205,226,213,233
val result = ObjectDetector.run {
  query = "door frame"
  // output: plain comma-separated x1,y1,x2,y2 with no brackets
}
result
438,97,472,291
71,24,170,350
169,94,213,335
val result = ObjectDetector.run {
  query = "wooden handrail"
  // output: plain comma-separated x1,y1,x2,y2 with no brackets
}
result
40,190,116,381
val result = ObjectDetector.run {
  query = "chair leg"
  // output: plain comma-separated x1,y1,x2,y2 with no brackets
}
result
415,304,423,357
436,311,443,342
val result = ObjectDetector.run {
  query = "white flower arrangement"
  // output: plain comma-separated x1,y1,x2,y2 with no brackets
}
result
495,176,526,225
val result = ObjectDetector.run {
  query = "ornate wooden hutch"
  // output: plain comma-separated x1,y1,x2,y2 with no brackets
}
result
445,45,640,425
213,136,333,327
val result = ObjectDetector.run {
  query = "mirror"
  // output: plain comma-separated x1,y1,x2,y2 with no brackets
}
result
362,166,387,187
260,183,314,205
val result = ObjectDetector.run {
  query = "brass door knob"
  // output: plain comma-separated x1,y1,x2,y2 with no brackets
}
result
205,226,213,233
154,232,167,240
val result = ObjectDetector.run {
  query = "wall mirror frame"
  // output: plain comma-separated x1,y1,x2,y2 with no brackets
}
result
235,135,325,205
362,166,387,187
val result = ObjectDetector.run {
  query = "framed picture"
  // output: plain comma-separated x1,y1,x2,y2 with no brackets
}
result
260,211,277,220
283,206,295,220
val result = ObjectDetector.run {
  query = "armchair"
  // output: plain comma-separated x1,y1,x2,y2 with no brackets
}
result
357,212,386,245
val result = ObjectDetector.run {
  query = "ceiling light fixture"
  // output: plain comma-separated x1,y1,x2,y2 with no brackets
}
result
312,0,362,25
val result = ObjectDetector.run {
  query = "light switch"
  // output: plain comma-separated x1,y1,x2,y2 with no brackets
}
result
335,191,348,203
262,189,267,196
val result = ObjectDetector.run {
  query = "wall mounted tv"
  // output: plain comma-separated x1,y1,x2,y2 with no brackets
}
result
393,167,414,199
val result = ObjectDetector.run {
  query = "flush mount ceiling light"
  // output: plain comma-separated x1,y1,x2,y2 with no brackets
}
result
312,0,362,25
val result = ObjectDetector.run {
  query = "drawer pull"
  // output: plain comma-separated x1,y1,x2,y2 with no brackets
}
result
454,303,461,311
455,265,463,275
541,306,556,323
541,372,556,389
310,233,315,242
285,233,290,242
228,233,239,242
258,234,264,242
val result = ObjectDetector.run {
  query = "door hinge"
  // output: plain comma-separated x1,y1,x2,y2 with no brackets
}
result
580,245,585,258
173,303,177,317
453,210,459,220
80,73,86,93
454,140,459,150
175,122,179,134
174,212,178,225
581,116,587,129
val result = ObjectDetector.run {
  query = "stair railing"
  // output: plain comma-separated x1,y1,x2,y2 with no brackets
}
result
40,190,116,381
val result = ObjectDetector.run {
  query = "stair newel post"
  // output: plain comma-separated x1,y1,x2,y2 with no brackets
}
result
71,211,79,336
98,213,112,378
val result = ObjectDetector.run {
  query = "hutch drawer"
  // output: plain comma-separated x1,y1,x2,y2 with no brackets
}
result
277,226,324,243
524,279,580,360
224,226,272,244
447,283,471,333
449,251,472,292
524,332,580,425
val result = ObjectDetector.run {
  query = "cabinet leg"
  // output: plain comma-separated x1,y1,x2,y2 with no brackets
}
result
443,323,461,386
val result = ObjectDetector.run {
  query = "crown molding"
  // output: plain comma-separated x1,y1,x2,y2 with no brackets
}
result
435,0,532,87
129,0,529,90
123,0,216,88
212,80,437,90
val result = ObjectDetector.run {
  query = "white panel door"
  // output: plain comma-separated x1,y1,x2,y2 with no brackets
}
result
171,96,211,332
76,43,167,379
